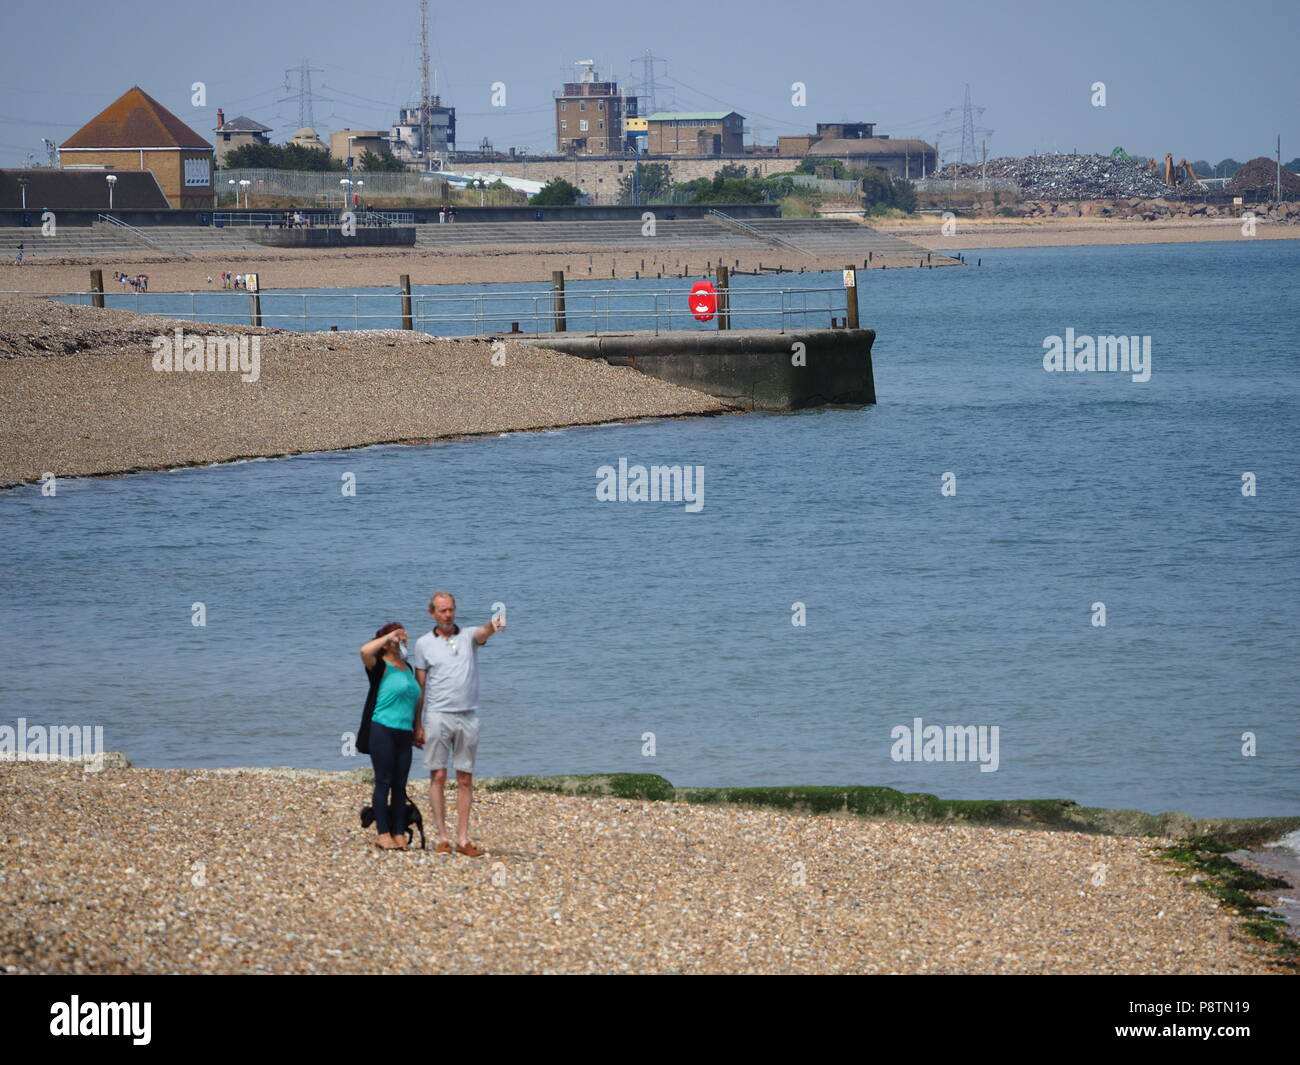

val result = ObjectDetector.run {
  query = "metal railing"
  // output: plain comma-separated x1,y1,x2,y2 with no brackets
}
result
29,282,853,336
217,168,451,199
96,213,167,250
212,210,414,228
707,209,816,258
912,177,1021,194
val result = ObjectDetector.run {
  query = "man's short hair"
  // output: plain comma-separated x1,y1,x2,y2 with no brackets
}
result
428,591,456,612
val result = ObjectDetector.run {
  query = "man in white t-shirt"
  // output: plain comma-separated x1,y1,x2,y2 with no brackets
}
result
411,590,504,856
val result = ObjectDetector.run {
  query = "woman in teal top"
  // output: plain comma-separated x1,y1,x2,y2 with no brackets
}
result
360,623,422,850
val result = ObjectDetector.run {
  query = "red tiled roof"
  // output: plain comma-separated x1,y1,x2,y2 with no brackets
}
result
61,86,212,151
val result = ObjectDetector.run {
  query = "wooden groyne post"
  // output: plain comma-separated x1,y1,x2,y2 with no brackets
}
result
90,269,104,309
845,266,859,329
552,270,567,332
716,264,730,331
400,274,414,330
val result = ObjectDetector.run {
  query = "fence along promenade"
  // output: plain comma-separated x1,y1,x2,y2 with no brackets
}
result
18,268,867,337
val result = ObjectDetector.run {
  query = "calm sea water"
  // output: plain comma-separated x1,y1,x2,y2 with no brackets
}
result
6,240,1298,818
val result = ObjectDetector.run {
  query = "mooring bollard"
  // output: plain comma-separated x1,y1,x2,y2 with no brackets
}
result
90,269,104,309
400,273,413,330
844,265,859,329
552,270,566,333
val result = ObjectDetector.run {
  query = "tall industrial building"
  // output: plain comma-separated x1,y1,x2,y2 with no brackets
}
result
390,101,455,165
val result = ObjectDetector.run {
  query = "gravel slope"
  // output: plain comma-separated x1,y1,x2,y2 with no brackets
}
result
0,763,1282,975
0,295,734,485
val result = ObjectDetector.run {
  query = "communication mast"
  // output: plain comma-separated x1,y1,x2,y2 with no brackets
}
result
420,0,433,171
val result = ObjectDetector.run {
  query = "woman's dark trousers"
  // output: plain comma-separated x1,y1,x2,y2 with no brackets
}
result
369,722,412,837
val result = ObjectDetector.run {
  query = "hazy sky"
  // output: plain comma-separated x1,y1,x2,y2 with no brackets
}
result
1,0,1295,168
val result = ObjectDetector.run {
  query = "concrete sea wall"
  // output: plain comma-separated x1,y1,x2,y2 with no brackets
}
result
519,328,876,411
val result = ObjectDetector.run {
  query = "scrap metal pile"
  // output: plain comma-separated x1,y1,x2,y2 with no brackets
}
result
1226,156,1300,197
932,153,1183,199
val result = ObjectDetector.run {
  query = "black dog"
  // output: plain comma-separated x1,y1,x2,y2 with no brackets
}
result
360,794,425,850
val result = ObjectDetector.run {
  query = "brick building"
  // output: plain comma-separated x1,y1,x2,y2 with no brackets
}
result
554,63,637,155
214,111,272,165
329,130,390,163
645,113,744,156
59,86,213,209
778,120,935,178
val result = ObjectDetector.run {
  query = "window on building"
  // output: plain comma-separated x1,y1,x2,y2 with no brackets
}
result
561,120,567,130
579,101,585,111
599,120,604,129
598,101,604,110
560,101,567,111
580,120,588,131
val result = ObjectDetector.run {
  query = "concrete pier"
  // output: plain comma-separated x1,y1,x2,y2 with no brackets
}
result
516,329,876,410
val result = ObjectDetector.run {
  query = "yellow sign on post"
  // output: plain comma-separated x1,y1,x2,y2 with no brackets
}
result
246,273,259,293
842,269,856,288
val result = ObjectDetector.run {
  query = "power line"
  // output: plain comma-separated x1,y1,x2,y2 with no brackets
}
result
657,74,804,131
280,59,329,129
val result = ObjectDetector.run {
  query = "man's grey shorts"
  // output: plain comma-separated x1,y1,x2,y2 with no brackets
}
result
422,710,479,774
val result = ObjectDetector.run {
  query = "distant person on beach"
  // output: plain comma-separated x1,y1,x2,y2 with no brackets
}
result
412,592,505,857
359,622,419,851
15,242,23,265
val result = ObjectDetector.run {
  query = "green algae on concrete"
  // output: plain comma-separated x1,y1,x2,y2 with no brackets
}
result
481,773,676,802
1159,836,1299,969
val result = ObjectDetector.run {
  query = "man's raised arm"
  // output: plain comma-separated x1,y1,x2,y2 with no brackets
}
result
474,616,505,645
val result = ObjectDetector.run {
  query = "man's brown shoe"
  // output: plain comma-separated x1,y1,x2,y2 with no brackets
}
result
434,841,452,854
456,843,485,858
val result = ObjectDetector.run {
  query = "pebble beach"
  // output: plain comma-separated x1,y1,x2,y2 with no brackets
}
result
0,762,1284,975
0,294,734,486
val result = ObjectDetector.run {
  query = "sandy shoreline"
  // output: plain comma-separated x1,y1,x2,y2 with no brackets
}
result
0,761,1285,975
0,243,941,295
0,294,735,486
884,216,1300,251
1,217,1295,294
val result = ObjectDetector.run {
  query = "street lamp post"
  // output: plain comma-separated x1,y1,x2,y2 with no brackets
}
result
355,180,364,210
105,173,117,210
228,178,236,207
17,176,27,209
239,179,251,209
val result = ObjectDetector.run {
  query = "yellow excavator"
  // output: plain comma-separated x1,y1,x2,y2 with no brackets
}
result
1147,154,1201,186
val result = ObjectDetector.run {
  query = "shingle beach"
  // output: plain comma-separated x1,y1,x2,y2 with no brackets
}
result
0,294,734,486
0,762,1285,975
